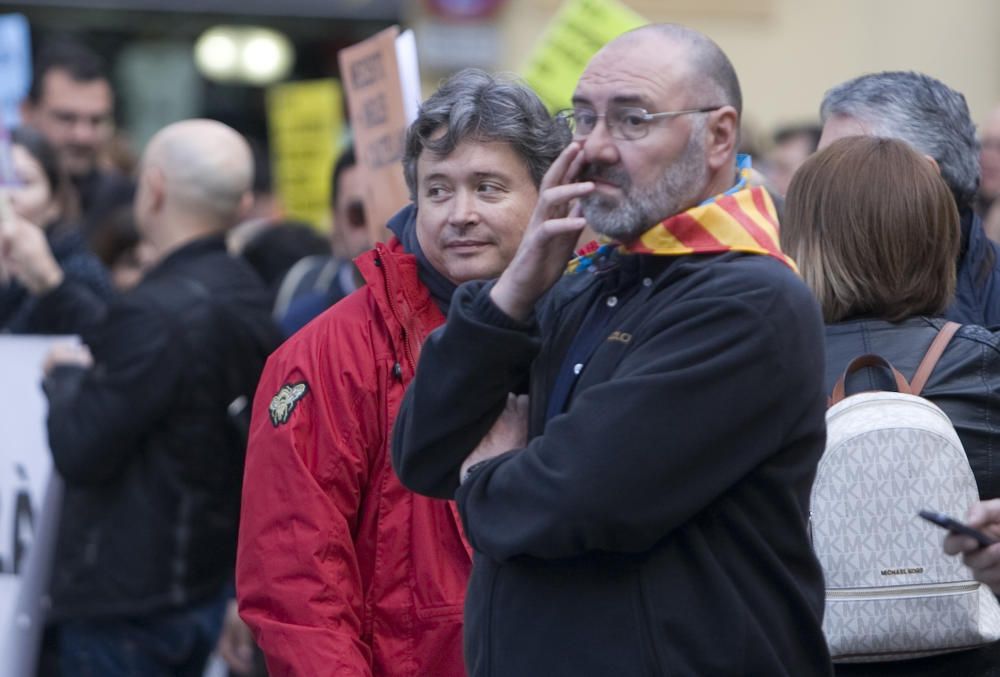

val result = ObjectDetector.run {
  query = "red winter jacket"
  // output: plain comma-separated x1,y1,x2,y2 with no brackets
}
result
237,238,471,676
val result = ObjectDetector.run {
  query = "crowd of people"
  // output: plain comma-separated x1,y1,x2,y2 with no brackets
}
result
5,19,1000,677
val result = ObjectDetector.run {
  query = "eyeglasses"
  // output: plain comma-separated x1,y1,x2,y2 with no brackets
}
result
557,105,722,141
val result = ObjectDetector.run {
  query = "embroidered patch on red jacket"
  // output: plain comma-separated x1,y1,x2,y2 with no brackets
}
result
269,382,309,427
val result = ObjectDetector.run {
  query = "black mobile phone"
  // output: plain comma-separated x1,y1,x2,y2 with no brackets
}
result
919,509,998,548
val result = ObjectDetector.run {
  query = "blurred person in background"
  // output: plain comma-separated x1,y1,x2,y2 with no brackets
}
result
762,122,820,196
783,135,1000,676
977,103,1000,215
819,71,1000,330
273,144,371,335
0,125,113,332
3,118,279,676
238,220,330,302
86,194,156,292
20,39,134,227
236,68,569,677
328,146,372,262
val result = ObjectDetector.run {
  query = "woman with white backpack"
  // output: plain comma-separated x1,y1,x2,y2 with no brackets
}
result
782,135,1000,676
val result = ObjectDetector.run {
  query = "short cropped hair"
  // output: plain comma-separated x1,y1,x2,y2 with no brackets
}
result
628,24,742,115
331,144,356,207
403,68,570,199
28,39,109,103
820,71,978,210
783,136,959,323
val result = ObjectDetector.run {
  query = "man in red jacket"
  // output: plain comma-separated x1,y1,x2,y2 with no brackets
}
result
235,68,569,676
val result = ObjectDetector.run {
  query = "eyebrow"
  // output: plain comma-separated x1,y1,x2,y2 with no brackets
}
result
472,170,511,182
571,94,652,108
421,170,512,184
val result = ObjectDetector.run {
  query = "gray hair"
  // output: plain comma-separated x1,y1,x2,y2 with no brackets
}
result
820,71,979,209
403,68,571,199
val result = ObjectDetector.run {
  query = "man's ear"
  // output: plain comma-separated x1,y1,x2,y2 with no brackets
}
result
144,166,167,213
705,105,739,172
923,153,942,175
236,190,254,222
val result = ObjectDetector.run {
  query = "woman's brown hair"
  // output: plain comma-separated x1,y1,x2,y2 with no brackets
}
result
782,136,959,323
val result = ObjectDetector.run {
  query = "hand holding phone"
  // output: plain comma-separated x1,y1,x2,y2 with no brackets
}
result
919,509,998,548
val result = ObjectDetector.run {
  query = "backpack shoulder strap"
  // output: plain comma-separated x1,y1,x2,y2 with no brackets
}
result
910,321,961,396
829,354,913,406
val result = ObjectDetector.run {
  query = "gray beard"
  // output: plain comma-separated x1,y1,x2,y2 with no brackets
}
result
580,129,708,242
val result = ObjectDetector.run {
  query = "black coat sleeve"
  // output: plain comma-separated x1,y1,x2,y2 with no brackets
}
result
31,278,112,338
44,296,183,485
398,272,825,561
391,281,541,499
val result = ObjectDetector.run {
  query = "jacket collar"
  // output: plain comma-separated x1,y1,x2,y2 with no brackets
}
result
355,238,445,378
144,234,227,282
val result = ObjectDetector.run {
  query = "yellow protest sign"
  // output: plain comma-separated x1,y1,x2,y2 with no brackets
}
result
266,79,344,231
522,0,647,113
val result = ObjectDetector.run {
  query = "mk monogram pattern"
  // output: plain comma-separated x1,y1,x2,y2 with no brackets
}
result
812,392,1000,661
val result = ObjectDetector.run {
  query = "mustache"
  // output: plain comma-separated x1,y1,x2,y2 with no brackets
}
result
578,163,630,189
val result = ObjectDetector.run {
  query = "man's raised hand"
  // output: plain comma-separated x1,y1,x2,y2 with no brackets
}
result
490,141,594,321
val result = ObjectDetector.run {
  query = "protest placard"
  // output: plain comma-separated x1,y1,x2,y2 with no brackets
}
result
0,14,30,127
266,79,344,231
522,0,646,113
339,27,420,243
0,336,70,677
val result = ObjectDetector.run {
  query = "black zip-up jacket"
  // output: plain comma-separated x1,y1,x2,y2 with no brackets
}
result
393,251,833,676
37,235,280,620
948,209,1000,330
0,226,114,334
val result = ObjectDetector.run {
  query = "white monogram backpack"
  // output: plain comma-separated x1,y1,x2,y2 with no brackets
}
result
811,322,1000,662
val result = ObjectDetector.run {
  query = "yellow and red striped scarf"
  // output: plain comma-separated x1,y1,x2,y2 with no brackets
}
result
566,185,797,274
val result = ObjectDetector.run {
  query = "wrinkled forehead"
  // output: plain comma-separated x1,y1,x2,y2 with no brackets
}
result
574,38,693,110
818,114,875,150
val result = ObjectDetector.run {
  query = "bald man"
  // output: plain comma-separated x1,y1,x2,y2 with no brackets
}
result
393,25,830,676
3,120,280,676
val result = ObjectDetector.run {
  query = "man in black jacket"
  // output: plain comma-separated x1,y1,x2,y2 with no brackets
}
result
1,119,279,676
19,40,135,229
393,24,832,676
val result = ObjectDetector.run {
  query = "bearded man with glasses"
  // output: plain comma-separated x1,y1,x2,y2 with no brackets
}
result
394,24,833,676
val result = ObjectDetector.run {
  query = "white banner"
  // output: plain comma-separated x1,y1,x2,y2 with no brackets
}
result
0,336,70,677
